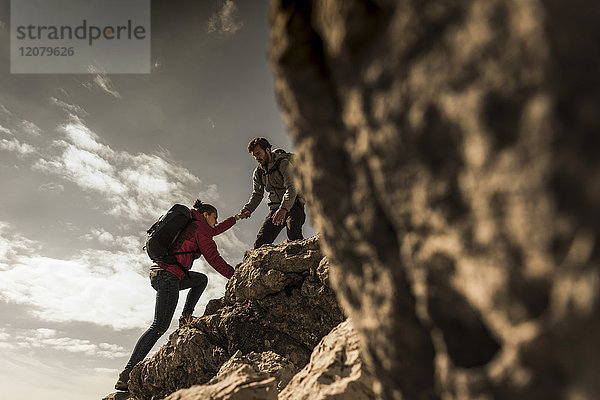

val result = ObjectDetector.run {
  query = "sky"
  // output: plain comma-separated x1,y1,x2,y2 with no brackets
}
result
0,1,316,398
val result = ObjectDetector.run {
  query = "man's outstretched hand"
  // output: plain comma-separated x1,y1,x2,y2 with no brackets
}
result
272,207,288,226
239,209,252,219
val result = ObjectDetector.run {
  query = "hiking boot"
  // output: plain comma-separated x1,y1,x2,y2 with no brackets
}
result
114,368,131,391
179,314,194,328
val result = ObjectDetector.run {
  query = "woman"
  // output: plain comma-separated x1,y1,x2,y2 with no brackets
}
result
115,199,243,391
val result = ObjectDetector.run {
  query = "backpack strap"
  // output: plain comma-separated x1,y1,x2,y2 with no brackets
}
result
265,157,284,176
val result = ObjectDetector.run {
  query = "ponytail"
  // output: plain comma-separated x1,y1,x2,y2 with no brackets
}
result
192,199,217,215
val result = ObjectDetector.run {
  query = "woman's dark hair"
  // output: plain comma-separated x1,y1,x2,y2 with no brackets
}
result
247,137,272,153
192,199,217,215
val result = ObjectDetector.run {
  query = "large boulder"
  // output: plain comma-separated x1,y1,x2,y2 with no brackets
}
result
162,364,277,400
269,0,600,399
128,236,345,400
279,319,378,400
161,353,279,400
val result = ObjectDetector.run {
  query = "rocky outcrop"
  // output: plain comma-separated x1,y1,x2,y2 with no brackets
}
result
269,1,600,399
279,319,378,400
166,319,378,400
102,392,135,400
163,362,277,400
126,236,345,400
159,350,294,400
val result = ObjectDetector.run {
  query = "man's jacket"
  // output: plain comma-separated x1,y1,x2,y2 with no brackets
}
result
243,152,304,212
158,209,236,279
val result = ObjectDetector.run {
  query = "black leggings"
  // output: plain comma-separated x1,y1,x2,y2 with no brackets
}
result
124,269,207,370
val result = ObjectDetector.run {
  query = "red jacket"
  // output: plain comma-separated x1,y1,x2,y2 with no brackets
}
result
158,209,236,279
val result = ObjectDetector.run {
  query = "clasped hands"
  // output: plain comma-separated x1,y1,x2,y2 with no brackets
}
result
234,207,288,226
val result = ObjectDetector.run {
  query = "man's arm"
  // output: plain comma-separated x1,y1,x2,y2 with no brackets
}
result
242,167,264,214
279,159,298,211
272,160,298,226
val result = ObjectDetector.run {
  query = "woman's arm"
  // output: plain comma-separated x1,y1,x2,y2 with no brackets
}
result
213,216,236,236
197,235,235,278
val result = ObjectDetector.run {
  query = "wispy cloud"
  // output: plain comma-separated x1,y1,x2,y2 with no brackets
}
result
0,328,128,359
208,0,244,36
207,117,216,130
84,67,122,98
0,137,37,156
38,182,65,196
0,346,122,400
0,222,152,330
0,104,13,116
0,104,42,137
50,97,89,117
19,120,42,136
0,222,234,330
0,124,11,135
32,114,214,221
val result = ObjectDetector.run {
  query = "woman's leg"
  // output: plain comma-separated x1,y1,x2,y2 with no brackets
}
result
124,271,180,369
179,271,208,317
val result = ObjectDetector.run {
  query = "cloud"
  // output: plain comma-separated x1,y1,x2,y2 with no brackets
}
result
84,228,116,245
0,137,36,156
0,222,238,330
0,124,11,135
32,114,214,221
208,0,244,36
0,348,124,400
0,221,40,268
0,104,13,116
214,226,246,262
50,97,89,117
38,182,65,196
85,67,122,98
19,120,42,136
0,104,42,137
0,224,153,330
1,104,220,225
0,328,128,359
82,229,142,251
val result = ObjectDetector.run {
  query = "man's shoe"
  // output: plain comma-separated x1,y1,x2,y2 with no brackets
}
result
114,368,131,391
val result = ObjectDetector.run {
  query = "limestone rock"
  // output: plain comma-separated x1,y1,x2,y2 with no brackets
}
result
225,236,323,303
128,325,230,400
269,0,600,399
163,363,277,400
216,350,297,392
279,320,379,400
127,236,344,400
102,392,134,400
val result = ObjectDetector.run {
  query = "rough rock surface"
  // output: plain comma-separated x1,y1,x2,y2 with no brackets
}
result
158,350,296,400
162,363,277,400
279,319,378,400
127,236,345,400
216,350,297,392
270,0,600,399
102,392,134,400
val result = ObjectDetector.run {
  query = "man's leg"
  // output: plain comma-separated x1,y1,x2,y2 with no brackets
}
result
180,271,208,317
254,209,285,249
286,201,306,241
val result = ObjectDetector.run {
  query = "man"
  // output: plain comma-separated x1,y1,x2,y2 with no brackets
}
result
240,137,306,248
